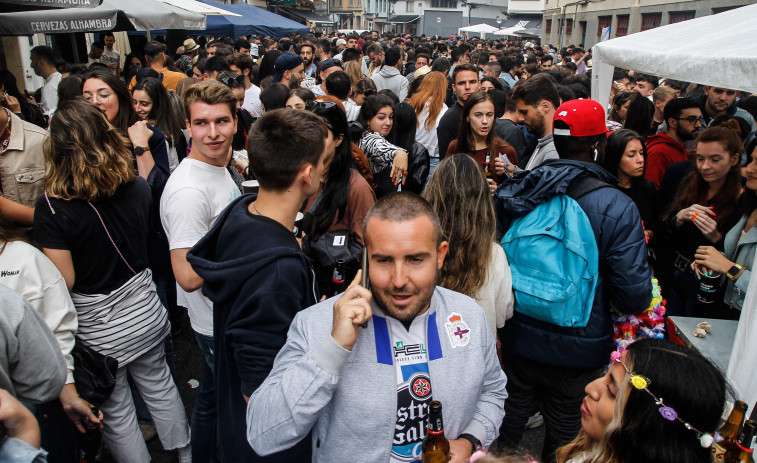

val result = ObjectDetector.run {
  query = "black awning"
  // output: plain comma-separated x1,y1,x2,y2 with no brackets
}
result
387,14,420,24
514,27,541,37
281,7,334,23
0,0,101,12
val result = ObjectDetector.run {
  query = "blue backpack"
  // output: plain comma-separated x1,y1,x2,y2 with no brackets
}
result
500,178,607,327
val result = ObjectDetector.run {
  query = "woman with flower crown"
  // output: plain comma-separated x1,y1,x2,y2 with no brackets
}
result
556,338,727,463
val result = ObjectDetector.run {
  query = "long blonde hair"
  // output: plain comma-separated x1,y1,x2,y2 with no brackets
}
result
343,60,363,88
44,99,135,201
407,71,447,131
422,154,494,298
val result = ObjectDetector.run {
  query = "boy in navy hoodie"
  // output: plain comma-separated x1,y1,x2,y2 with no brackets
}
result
188,109,329,461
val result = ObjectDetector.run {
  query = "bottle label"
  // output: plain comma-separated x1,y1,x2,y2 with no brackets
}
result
712,443,726,462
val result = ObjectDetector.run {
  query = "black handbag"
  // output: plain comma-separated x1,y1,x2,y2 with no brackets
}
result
71,341,118,407
371,142,430,198
406,141,430,194
299,193,363,295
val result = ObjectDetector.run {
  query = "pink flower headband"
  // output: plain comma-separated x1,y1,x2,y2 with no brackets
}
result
611,348,721,448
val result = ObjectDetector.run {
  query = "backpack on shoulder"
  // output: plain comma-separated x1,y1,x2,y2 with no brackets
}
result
500,177,608,327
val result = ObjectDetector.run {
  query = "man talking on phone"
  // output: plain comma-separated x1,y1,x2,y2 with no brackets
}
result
247,192,507,463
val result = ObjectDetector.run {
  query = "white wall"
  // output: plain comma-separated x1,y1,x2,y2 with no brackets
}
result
508,0,544,14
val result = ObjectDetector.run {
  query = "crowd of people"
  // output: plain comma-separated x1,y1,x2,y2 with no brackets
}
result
1,27,756,463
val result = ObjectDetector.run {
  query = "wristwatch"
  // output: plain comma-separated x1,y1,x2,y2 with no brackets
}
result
457,433,481,452
133,145,150,156
726,264,743,280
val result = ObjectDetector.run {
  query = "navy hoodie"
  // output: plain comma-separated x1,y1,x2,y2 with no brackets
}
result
187,194,317,462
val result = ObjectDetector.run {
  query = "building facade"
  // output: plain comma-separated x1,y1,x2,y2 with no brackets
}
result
359,0,510,36
328,0,365,30
542,0,754,50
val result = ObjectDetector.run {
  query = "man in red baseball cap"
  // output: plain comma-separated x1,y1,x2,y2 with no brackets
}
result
552,98,610,163
493,99,652,462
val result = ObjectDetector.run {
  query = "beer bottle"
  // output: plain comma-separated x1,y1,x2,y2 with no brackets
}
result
724,420,757,463
80,407,102,463
422,401,450,463
330,259,347,297
714,401,750,462
484,153,492,178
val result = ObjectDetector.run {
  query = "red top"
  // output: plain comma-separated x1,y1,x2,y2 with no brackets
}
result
644,132,691,189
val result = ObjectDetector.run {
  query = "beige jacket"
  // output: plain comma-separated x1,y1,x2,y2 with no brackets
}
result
1,112,47,208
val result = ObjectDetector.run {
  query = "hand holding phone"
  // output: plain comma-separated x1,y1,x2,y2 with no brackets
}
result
331,269,372,351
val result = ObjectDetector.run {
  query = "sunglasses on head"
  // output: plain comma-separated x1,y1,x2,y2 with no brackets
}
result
306,100,338,111
219,73,245,87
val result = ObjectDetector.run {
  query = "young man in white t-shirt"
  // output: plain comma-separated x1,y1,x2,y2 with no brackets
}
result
160,80,241,463
227,52,262,118
100,32,121,76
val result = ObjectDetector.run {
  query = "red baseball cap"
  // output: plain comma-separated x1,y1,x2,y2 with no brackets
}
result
553,98,607,137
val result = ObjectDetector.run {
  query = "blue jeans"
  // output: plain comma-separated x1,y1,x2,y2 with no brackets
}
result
192,332,217,463
427,157,440,182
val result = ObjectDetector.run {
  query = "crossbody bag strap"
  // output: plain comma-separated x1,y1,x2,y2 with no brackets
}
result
88,202,137,276
309,190,325,212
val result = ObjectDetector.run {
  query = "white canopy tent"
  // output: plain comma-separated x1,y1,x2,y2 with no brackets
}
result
728,249,757,418
591,4,757,113
458,23,499,37
159,0,240,16
493,20,529,36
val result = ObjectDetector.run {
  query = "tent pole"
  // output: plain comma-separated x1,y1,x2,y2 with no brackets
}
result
71,34,81,64
146,31,152,41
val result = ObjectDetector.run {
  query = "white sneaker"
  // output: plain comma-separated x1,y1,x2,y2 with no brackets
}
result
526,412,544,429
177,444,192,463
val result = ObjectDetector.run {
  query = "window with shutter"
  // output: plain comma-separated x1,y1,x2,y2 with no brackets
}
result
641,12,661,31
616,15,629,36
668,10,695,24
713,6,741,14
597,15,611,35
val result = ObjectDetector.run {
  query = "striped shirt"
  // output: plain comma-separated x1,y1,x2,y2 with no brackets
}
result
71,269,168,366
